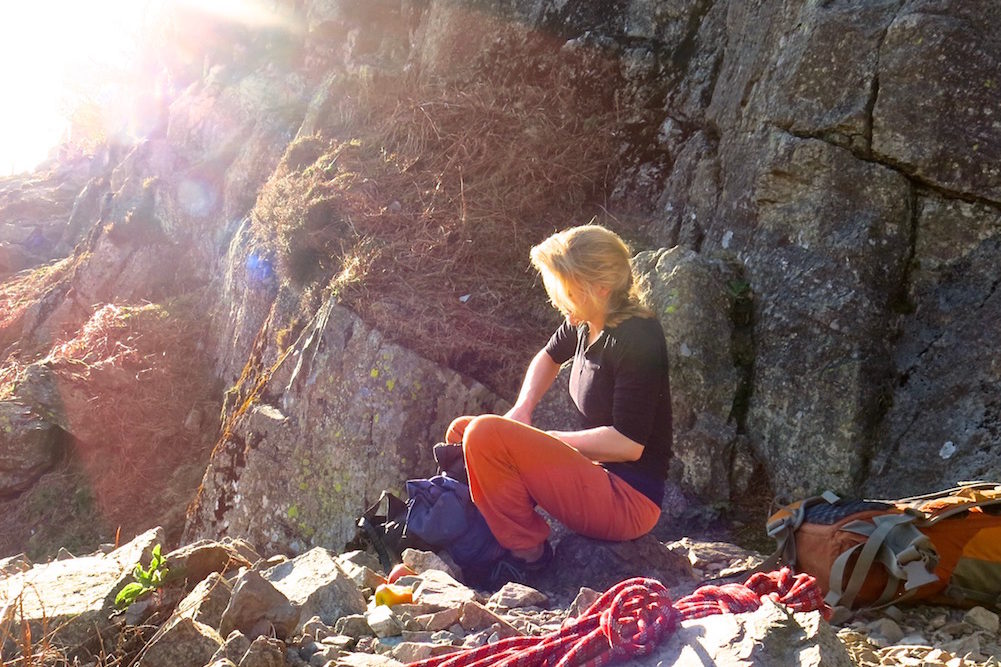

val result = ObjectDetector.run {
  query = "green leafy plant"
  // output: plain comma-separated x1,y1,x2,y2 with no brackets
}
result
114,544,169,608
726,279,751,298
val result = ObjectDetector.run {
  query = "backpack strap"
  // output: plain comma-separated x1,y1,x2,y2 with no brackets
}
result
825,513,938,609
764,491,842,568
357,490,409,572
720,491,844,582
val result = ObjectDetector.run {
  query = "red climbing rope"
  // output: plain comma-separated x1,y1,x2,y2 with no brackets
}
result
405,567,831,667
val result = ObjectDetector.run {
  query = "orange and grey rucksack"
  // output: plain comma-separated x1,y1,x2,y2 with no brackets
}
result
763,482,1001,611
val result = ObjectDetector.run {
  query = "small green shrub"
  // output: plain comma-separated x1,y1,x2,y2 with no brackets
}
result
114,543,169,608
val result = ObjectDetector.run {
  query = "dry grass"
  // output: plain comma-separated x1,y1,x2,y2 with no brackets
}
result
0,259,75,352
40,302,218,542
0,588,153,667
253,68,625,393
0,298,221,560
0,593,59,667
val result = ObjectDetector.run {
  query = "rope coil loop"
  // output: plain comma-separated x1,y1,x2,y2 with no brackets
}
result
599,579,679,657
405,567,830,667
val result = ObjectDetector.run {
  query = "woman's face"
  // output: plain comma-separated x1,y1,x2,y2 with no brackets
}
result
562,281,610,328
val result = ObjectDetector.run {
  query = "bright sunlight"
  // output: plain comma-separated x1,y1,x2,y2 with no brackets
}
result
0,1,291,176
0,1,150,175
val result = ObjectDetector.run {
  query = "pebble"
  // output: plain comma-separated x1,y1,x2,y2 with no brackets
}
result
869,618,905,644
884,606,905,623
461,630,489,648
567,587,599,617
335,615,375,639
400,630,434,643
941,635,982,660
373,636,402,654
402,548,459,578
301,615,336,641
320,635,356,651
928,614,948,630
964,607,1000,633
414,607,461,632
430,630,457,644
308,645,339,666
899,633,929,645
488,582,549,609
366,606,403,638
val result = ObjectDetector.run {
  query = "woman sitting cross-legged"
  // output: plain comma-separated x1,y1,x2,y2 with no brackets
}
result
446,224,673,588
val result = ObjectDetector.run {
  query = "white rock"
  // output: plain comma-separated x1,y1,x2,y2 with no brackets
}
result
367,606,403,638
0,527,163,651
402,550,458,579
898,633,930,645
867,617,905,644
963,606,1000,633
413,570,478,611
487,582,548,609
941,634,981,659
263,547,368,631
632,599,854,666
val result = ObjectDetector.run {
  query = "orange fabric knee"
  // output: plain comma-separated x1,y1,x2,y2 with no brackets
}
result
446,415,476,444
457,414,661,553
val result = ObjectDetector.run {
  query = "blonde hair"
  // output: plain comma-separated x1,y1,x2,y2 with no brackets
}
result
530,224,652,327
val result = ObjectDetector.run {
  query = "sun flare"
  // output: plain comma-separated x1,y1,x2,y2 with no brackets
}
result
0,0,292,176
0,1,150,174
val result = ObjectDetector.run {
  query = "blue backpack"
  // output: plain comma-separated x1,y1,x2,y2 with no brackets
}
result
404,473,504,569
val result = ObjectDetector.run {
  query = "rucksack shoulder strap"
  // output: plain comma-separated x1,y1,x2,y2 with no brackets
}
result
825,513,937,609
729,492,845,581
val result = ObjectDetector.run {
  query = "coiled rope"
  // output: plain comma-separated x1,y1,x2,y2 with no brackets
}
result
406,567,831,667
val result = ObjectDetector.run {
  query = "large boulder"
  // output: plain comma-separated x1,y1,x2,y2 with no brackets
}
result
867,196,1001,493
185,300,506,555
59,176,109,250
738,133,912,497
873,5,1001,202
209,217,280,388
137,617,224,667
414,1,534,82
262,547,368,630
219,569,301,640
303,0,410,74
0,165,90,266
637,598,854,666
634,247,742,500
552,534,694,594
764,0,902,150
166,68,306,170
163,539,256,589
0,401,65,496
0,527,163,658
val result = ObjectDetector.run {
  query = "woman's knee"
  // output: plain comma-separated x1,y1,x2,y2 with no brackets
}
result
445,415,476,444
461,414,510,457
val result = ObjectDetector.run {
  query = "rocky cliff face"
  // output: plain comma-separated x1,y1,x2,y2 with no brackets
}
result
0,0,998,558
617,0,1001,498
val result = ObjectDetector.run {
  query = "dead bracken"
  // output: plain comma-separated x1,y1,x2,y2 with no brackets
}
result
253,70,625,394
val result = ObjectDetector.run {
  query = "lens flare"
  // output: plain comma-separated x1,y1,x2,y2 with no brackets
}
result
0,0,298,175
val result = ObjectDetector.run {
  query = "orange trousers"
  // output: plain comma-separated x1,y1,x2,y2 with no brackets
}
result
447,414,661,553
